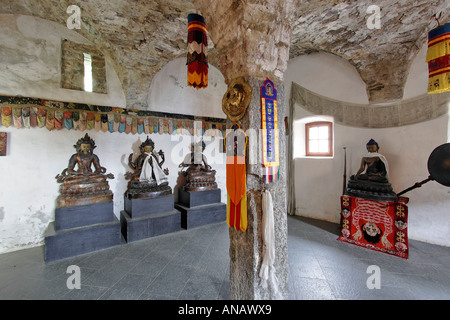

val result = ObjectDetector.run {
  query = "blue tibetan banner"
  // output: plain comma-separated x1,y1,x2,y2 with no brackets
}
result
260,78,279,183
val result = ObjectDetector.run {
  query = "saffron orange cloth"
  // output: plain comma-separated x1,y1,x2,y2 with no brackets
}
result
225,126,248,231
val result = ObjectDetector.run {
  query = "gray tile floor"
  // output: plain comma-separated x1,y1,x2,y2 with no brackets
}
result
0,215,449,300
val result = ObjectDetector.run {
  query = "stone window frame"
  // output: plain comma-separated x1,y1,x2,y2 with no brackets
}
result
61,39,107,94
305,121,333,157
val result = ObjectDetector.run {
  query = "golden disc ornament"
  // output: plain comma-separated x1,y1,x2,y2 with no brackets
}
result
222,77,252,121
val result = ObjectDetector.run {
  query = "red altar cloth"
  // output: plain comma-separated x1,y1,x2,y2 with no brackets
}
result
338,195,409,259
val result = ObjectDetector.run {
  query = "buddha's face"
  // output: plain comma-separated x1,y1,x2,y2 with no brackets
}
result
143,145,153,153
80,143,92,155
366,144,378,153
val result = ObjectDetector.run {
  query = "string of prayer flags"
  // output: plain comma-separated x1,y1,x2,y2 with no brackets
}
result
30,107,37,128
1,106,11,128
79,112,87,131
426,22,450,93
37,108,47,128
108,114,114,133
95,113,101,132
0,96,226,137
0,132,7,156
54,110,63,130
101,114,108,132
187,13,208,89
64,111,73,130
87,112,95,131
72,111,80,130
226,123,248,232
260,78,280,184
46,110,55,131
13,107,22,129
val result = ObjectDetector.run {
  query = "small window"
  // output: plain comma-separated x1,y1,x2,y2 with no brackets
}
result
305,121,333,157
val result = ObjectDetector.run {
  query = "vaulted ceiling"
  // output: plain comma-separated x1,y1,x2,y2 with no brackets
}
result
0,0,449,107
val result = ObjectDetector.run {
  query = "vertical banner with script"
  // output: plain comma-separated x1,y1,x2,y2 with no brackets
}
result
260,79,279,183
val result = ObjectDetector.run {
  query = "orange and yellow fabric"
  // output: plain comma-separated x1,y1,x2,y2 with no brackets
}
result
225,124,248,232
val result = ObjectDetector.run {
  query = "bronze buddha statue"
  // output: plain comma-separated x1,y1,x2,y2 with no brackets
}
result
346,139,397,201
125,136,172,199
179,140,217,191
55,133,114,207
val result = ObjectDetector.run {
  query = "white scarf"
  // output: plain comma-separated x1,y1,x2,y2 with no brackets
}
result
364,152,389,179
259,189,283,299
139,151,168,185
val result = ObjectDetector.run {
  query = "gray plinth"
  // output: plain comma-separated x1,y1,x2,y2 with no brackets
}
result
44,200,121,262
178,189,222,207
124,194,175,218
55,201,114,231
175,202,227,229
44,217,121,262
120,210,181,243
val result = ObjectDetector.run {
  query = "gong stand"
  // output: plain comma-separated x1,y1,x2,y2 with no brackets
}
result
396,143,450,198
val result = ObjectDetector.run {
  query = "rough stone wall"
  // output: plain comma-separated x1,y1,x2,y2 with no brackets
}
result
2,0,449,105
289,0,450,103
193,0,299,83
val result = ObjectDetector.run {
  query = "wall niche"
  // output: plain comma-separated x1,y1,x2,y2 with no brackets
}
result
61,39,107,94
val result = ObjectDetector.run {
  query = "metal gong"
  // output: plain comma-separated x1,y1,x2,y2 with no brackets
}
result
397,142,450,196
427,142,450,187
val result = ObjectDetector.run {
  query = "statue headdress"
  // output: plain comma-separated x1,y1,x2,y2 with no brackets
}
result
139,136,155,153
367,139,379,148
74,133,96,152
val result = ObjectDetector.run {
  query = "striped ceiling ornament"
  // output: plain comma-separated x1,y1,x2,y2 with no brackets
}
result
187,13,208,89
426,20,450,94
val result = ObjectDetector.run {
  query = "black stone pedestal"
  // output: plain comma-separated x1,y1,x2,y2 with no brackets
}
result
120,194,181,242
175,189,226,229
44,201,121,262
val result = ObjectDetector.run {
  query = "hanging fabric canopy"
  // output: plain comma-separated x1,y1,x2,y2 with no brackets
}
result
187,13,208,89
426,22,450,94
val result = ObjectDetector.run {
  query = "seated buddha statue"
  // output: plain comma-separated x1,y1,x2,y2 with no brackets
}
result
125,136,171,199
346,139,397,201
179,140,217,191
55,133,114,207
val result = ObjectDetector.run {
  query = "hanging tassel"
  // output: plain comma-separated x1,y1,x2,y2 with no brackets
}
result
187,13,208,89
259,189,283,299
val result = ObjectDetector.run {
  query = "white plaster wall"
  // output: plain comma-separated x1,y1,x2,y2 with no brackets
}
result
0,14,126,108
148,56,227,119
403,42,428,100
284,52,370,106
0,15,227,254
286,51,450,247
